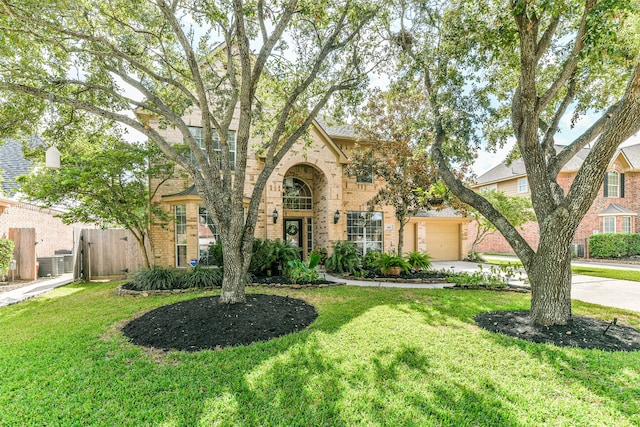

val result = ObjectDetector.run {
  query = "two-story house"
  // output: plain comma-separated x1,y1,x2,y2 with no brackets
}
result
145,114,470,268
471,144,640,257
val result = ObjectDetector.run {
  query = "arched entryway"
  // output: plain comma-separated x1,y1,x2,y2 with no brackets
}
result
281,165,329,258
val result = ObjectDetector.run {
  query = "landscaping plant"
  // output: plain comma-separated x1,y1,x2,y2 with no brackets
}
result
129,266,181,291
405,251,432,271
325,241,360,275
373,252,412,275
180,266,223,289
0,238,14,277
286,253,322,284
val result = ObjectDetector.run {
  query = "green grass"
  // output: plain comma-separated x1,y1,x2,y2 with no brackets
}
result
1,282,640,426
486,258,640,282
571,266,640,282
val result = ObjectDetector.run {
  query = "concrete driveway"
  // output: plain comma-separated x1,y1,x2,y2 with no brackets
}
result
479,255,640,313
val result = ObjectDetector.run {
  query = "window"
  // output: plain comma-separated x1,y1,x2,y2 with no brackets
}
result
480,184,497,192
603,216,616,233
604,171,625,198
198,206,219,265
347,211,383,255
517,178,528,193
283,178,313,210
175,205,187,267
187,126,236,170
623,216,632,234
306,217,313,256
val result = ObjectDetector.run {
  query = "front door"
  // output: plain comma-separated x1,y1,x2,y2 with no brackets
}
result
284,218,303,256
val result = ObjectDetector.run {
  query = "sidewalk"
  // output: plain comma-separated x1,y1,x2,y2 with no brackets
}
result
0,274,74,308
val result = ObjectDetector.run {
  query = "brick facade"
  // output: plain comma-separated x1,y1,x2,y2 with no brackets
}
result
0,200,93,257
148,116,469,266
473,153,640,256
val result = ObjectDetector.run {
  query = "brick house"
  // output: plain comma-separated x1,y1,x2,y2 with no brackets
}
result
470,144,640,256
0,138,86,257
144,111,470,268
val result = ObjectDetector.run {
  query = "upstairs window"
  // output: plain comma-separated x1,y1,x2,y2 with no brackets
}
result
604,170,624,198
187,126,236,171
517,178,528,193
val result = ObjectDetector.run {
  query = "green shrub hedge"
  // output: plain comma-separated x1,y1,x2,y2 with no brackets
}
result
589,233,640,258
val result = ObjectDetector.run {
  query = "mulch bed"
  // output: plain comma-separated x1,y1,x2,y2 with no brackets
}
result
475,310,640,352
121,294,317,352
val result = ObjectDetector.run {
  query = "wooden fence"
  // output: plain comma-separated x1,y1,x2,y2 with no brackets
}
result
75,229,147,280
9,228,37,280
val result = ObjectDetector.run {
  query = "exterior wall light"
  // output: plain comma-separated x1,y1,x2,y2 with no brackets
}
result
333,210,340,224
272,208,279,224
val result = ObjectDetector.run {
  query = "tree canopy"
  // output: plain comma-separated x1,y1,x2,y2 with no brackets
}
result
0,0,382,303
390,0,640,325
347,87,451,254
17,115,175,268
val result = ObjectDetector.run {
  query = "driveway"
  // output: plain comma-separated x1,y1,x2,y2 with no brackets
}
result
480,255,640,313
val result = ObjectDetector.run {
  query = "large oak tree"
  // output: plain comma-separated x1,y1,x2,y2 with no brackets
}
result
393,0,640,325
0,0,381,303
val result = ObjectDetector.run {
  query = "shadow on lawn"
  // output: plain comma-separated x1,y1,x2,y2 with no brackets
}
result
481,324,640,423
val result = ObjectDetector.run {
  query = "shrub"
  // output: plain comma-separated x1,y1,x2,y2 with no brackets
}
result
405,251,432,270
374,252,411,274
361,250,381,269
0,238,15,275
325,240,360,274
309,247,328,265
261,239,300,275
130,266,181,291
287,253,322,284
589,233,629,258
206,241,223,266
180,266,223,289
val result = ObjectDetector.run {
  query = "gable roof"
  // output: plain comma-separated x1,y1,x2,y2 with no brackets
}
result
474,144,603,186
0,137,42,196
315,118,355,139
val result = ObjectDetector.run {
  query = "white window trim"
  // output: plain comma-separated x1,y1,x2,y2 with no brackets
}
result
606,170,619,198
517,178,528,193
603,216,616,233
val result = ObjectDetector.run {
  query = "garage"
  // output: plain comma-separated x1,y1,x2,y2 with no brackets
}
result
424,222,461,260
403,210,468,261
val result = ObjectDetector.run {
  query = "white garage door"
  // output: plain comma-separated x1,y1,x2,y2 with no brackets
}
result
425,223,460,260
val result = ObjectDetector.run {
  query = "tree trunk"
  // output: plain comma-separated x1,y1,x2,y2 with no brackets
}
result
219,243,248,304
397,221,405,255
527,236,573,326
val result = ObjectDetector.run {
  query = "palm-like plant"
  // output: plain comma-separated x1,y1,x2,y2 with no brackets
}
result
325,241,360,274
405,251,432,271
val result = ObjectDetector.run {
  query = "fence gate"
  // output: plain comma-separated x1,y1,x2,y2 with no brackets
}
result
77,229,146,280
8,228,37,280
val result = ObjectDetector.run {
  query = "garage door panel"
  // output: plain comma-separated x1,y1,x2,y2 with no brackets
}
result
425,223,460,260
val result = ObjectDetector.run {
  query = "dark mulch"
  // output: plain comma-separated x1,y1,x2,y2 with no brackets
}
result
475,310,640,352
251,275,334,285
121,294,317,352
359,268,448,280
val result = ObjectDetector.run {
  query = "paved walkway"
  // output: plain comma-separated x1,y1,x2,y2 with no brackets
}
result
0,274,74,308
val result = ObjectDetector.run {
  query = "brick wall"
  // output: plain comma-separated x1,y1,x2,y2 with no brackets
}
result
470,160,640,255
0,201,94,257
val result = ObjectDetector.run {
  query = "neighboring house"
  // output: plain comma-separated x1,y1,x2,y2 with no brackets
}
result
471,144,640,257
0,138,87,258
144,112,470,268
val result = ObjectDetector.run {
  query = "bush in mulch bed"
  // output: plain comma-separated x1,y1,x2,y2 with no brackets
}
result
250,274,335,286
344,267,449,281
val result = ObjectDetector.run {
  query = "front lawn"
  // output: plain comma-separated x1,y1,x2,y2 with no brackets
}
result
571,266,640,282
1,283,639,426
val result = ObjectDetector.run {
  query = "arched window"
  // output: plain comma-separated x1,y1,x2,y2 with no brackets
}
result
283,177,312,210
